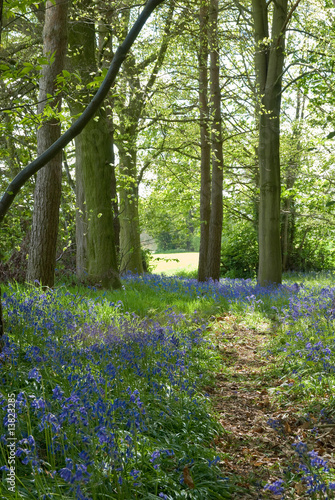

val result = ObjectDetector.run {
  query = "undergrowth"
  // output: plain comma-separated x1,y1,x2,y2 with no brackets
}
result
2,271,335,498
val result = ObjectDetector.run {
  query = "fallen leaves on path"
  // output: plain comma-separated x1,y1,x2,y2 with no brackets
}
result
207,315,335,499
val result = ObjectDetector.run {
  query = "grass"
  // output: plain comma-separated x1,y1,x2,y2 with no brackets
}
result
151,253,199,275
2,270,335,498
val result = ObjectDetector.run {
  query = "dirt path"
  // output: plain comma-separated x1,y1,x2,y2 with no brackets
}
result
207,315,335,499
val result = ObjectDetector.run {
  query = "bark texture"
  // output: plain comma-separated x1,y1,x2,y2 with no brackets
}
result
206,0,224,280
117,3,173,273
26,0,68,287
119,144,143,273
197,0,211,282
252,0,288,285
281,92,303,271
68,11,120,288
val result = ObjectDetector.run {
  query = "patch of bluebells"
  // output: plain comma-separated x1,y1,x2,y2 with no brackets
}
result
0,284,226,498
265,438,335,498
122,271,297,305
268,282,335,403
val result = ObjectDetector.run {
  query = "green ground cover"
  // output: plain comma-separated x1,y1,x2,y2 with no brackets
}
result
1,271,335,498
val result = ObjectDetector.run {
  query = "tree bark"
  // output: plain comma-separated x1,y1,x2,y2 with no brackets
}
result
26,0,68,287
68,10,121,288
197,0,211,282
119,144,144,273
252,0,288,285
206,0,224,281
282,92,303,271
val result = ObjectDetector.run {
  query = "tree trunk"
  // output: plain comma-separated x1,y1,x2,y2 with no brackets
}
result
115,3,173,274
252,0,288,286
119,144,144,273
68,12,121,288
197,0,211,282
282,92,304,271
206,0,224,281
26,0,68,287
76,110,120,288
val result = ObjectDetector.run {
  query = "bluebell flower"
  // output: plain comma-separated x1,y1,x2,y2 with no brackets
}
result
28,368,42,382
264,479,285,495
52,385,64,401
59,467,72,483
150,450,161,462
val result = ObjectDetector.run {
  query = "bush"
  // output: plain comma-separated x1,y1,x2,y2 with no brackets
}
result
220,222,258,279
141,247,155,273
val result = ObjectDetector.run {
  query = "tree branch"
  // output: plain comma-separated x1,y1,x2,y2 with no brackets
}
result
0,0,165,223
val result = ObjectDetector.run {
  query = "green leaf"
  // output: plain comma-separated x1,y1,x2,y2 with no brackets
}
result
326,131,335,139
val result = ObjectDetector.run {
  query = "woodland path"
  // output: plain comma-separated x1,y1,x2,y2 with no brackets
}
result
207,314,335,499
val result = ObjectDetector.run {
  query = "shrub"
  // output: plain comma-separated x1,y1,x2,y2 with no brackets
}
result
220,222,258,279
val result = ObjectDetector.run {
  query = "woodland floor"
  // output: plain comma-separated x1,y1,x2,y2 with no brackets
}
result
207,315,335,499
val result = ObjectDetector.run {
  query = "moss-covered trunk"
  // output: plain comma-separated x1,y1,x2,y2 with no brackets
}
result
68,10,120,288
118,144,143,274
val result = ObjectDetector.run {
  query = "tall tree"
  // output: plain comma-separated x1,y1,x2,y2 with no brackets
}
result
252,0,291,285
114,1,174,273
26,0,68,287
197,0,211,282
206,0,224,280
66,4,121,288
0,0,166,224
197,0,224,282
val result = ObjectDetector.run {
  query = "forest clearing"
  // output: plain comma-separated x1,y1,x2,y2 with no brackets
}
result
2,271,335,499
152,253,199,275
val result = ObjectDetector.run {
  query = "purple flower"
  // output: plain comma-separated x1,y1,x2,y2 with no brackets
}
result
52,385,64,401
59,467,72,483
28,368,42,382
264,479,285,495
150,450,161,462
130,469,140,479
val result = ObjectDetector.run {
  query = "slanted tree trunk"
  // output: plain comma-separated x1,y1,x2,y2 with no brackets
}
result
0,0,166,227
206,0,224,280
26,0,68,287
252,0,288,285
197,0,211,282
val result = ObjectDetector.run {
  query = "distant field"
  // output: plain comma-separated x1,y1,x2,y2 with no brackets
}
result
151,252,199,274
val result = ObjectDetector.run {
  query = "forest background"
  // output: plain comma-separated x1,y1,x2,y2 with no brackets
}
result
1,0,335,286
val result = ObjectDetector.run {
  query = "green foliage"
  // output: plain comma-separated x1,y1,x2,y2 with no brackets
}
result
0,280,231,499
141,247,155,273
287,227,335,272
155,229,199,253
220,222,258,279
